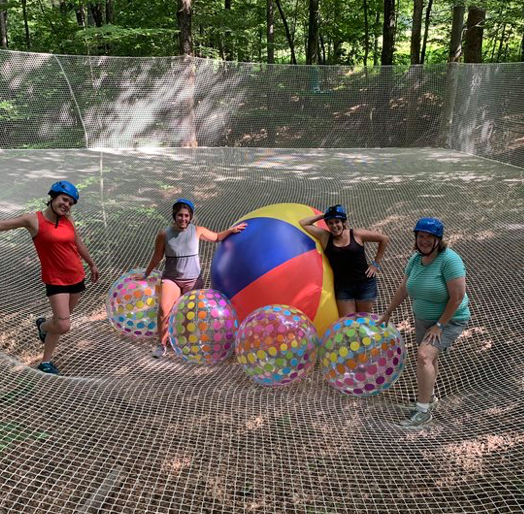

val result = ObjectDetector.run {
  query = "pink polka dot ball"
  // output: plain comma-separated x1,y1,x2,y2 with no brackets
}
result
235,305,319,386
319,312,405,396
106,268,161,339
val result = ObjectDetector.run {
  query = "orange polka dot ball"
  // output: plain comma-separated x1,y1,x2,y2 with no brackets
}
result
168,289,238,365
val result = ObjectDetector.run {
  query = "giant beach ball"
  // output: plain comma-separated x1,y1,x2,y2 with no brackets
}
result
211,203,338,334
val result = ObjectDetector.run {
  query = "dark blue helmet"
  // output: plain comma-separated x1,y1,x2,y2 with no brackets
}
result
414,217,444,238
173,198,195,214
48,181,79,204
324,204,347,221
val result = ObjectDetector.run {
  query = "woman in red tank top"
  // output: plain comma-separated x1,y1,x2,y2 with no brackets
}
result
0,181,99,375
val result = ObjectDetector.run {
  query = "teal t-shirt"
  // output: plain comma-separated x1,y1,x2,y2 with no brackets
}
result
405,248,470,322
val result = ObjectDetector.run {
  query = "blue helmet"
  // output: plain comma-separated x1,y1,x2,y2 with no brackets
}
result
48,181,79,204
324,204,347,221
414,217,444,238
173,198,195,213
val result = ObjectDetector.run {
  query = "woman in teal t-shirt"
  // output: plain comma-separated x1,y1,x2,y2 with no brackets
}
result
379,217,470,428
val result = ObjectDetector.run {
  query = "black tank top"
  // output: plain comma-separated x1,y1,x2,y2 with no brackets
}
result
324,229,370,286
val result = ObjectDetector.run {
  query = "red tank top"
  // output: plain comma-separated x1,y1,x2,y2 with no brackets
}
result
33,211,85,286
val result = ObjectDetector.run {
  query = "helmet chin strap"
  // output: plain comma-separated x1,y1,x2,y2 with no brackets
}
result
416,239,439,256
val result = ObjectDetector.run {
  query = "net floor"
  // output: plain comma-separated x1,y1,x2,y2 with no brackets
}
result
0,147,523,513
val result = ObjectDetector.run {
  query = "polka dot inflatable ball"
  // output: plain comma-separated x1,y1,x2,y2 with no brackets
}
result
319,313,405,396
106,269,161,339
235,305,319,386
211,203,338,334
168,289,238,365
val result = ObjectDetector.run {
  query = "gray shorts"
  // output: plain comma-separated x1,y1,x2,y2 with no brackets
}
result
162,275,204,294
415,318,468,352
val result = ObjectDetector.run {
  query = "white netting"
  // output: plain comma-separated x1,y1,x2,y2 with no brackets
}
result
2,51,523,171
0,49,523,513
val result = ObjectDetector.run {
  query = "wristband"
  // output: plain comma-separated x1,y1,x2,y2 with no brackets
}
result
435,321,444,329
371,260,381,270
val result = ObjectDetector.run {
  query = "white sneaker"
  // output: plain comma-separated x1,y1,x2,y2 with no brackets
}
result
399,409,432,428
151,345,167,359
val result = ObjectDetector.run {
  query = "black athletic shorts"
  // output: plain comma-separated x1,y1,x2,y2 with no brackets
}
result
45,280,86,297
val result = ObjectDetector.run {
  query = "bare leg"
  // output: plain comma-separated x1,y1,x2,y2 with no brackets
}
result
355,299,374,314
336,299,357,318
157,280,182,348
40,292,81,362
417,343,440,404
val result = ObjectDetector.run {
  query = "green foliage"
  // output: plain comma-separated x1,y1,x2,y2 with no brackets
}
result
0,101,23,121
0,0,522,64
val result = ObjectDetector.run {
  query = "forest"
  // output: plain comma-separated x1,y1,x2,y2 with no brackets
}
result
0,0,522,64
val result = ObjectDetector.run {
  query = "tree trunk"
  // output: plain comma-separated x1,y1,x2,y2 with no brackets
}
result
0,0,8,48
405,65,423,146
21,0,30,49
275,0,297,64
76,6,86,27
333,39,344,63
224,0,233,61
373,10,380,65
178,57,198,147
319,32,326,64
496,23,506,62
363,0,369,66
306,0,319,64
177,0,193,56
381,0,395,65
258,25,263,61
106,0,113,24
439,4,465,147
448,3,465,62
464,6,485,63
267,0,274,64
89,3,104,27
502,28,512,62
176,0,197,147
420,0,433,64
410,0,424,64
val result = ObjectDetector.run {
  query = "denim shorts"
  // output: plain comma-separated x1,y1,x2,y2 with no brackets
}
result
335,278,377,301
415,318,468,352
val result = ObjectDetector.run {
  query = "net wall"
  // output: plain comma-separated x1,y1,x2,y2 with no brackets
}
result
1,48,524,514
0,147,523,514
450,63,524,169
1,50,523,169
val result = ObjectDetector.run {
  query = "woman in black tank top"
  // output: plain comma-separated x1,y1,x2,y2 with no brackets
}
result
300,205,389,317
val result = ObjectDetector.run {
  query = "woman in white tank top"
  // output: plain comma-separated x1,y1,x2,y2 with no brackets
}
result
140,198,246,358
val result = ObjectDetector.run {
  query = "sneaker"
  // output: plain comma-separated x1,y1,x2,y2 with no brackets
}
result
37,362,59,375
398,396,439,411
399,409,432,428
36,317,47,343
151,345,167,359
